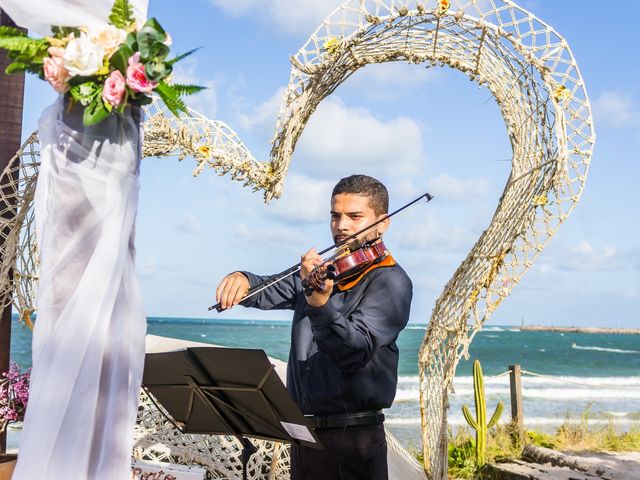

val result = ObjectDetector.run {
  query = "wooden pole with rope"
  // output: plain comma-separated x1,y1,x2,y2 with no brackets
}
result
0,8,25,454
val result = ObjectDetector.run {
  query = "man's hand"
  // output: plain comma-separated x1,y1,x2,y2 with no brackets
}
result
300,248,333,308
215,272,250,310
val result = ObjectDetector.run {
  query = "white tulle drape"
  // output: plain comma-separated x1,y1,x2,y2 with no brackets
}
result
0,3,150,478
0,0,148,480
0,0,148,36
11,98,147,479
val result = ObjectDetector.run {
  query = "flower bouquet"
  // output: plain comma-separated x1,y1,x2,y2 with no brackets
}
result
0,0,204,125
0,363,30,433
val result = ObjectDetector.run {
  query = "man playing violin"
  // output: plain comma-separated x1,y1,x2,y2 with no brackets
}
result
215,174,413,480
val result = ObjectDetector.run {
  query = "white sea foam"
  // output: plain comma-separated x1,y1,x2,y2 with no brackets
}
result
385,416,640,427
393,375,640,403
449,375,640,387
604,411,634,418
571,343,640,354
484,326,505,332
397,375,640,387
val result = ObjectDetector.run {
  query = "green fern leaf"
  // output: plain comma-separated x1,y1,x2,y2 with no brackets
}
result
167,47,201,66
170,84,207,96
0,37,48,58
109,0,134,29
155,82,188,118
0,26,26,38
5,61,29,74
50,26,80,39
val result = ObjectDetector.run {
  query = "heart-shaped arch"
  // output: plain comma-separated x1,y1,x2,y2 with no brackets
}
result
266,1,594,477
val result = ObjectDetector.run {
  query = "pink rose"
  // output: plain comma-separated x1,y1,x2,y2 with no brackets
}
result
47,46,65,58
102,70,126,107
126,52,157,93
43,56,69,93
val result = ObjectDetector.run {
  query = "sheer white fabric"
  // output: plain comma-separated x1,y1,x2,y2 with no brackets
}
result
12,98,147,479
0,0,148,36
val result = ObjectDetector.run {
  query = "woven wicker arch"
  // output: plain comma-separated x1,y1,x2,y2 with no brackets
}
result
267,1,594,478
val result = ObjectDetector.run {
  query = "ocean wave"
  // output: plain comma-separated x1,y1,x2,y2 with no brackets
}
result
394,375,640,402
604,411,636,418
394,388,640,402
419,375,640,387
571,343,640,354
384,416,640,427
397,375,640,387
520,388,640,400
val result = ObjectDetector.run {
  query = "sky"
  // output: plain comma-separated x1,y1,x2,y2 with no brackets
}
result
17,0,640,328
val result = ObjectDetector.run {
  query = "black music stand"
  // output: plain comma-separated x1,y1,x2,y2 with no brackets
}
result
142,346,321,480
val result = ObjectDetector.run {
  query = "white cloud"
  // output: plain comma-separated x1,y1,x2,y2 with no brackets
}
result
207,0,266,16
394,213,474,252
272,0,343,34
233,222,308,247
537,263,551,275
175,213,201,234
561,240,619,271
235,89,428,180
172,59,220,118
346,62,441,100
425,173,490,202
266,174,335,223
296,96,426,178
208,0,342,35
237,87,285,134
592,91,639,129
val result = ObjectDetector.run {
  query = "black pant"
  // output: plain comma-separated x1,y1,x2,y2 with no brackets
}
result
290,424,388,480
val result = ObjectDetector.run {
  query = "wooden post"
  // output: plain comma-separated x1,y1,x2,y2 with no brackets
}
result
0,9,26,454
509,364,524,444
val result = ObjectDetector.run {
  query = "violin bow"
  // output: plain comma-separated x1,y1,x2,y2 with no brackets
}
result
209,191,434,312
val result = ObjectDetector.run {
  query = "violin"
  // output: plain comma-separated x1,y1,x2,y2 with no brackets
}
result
208,191,433,312
302,240,389,295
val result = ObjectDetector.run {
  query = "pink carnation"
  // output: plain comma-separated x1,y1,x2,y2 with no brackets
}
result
43,55,70,93
126,52,157,94
102,70,126,107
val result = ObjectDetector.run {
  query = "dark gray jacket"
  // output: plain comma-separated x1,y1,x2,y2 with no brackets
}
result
241,262,412,416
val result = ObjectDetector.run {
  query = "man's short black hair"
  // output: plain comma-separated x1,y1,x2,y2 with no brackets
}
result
332,175,389,215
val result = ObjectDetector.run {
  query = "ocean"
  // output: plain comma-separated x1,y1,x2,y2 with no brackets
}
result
7,317,640,450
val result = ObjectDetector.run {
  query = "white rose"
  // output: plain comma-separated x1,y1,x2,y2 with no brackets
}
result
63,34,105,77
88,25,127,57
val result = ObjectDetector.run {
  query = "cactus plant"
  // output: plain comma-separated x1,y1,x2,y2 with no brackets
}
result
462,359,504,467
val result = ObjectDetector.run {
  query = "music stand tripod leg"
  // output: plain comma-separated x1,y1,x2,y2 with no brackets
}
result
239,436,258,480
